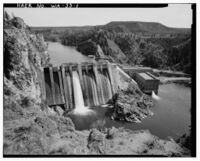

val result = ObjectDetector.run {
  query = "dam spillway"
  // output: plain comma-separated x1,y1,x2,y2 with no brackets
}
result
43,62,118,110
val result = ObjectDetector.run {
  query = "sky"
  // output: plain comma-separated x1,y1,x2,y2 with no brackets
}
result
4,4,192,28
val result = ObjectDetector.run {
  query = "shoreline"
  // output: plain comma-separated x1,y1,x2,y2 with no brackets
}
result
158,77,191,86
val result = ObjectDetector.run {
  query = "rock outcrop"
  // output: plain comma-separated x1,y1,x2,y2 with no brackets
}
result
111,84,153,123
4,14,49,105
87,129,106,154
106,127,118,139
176,129,192,150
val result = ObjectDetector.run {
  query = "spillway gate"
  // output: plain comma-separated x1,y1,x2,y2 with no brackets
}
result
43,62,118,110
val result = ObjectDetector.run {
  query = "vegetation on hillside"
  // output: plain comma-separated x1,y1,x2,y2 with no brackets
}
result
32,21,191,74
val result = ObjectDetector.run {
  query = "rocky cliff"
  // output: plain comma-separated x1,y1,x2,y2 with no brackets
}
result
4,15,49,105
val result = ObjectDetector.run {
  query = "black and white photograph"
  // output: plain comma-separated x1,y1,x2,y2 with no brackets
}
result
2,2,196,157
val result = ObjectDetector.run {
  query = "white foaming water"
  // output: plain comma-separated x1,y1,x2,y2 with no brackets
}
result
72,71,94,115
152,91,160,100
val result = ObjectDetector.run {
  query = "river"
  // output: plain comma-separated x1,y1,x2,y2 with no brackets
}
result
47,42,92,66
48,42,191,140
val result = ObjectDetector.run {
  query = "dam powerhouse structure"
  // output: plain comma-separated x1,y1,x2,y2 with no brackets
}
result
43,62,159,110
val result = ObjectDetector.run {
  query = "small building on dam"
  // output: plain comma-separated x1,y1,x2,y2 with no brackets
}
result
120,66,160,95
134,72,159,94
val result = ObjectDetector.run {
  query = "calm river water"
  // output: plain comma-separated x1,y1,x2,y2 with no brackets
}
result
48,42,191,140
48,42,92,66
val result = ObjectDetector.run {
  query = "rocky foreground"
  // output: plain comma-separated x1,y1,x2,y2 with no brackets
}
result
3,110,190,156
3,13,190,156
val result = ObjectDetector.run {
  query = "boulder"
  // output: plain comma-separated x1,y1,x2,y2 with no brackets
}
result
54,106,64,116
106,127,118,139
87,129,105,154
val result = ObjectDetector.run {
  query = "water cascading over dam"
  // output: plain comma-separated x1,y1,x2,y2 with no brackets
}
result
43,62,118,112
72,71,85,110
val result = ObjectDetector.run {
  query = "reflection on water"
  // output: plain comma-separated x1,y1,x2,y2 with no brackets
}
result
70,84,191,140
47,42,92,66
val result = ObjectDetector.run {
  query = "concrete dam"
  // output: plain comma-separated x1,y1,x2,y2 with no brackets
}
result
43,62,119,111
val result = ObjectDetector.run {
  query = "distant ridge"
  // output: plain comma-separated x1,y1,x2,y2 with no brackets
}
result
31,21,190,35
105,21,191,34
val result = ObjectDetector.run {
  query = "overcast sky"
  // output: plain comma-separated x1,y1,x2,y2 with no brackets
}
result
4,4,192,28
